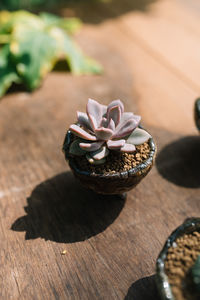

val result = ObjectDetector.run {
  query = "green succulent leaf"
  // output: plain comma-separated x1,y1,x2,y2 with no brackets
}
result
191,255,200,292
69,139,87,156
0,44,21,97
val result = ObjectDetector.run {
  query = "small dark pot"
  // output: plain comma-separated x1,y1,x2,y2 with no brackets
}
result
62,129,156,195
156,218,200,300
194,98,200,131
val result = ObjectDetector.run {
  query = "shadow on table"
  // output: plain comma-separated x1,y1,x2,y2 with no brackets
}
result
156,136,200,188
55,0,158,24
124,275,160,300
11,171,125,243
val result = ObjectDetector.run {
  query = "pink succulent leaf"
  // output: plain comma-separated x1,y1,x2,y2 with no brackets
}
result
88,114,98,131
79,141,104,152
120,112,134,123
86,154,94,164
86,154,106,165
87,99,103,129
100,117,108,128
107,99,124,115
95,127,113,140
107,105,121,126
120,113,141,127
107,139,125,149
69,124,97,141
133,114,141,126
112,118,137,139
90,146,109,160
107,118,115,131
120,143,136,152
77,111,93,131
69,139,86,156
126,127,151,145
102,105,107,116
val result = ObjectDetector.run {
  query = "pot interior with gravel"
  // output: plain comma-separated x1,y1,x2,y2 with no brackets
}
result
156,218,200,300
63,99,156,195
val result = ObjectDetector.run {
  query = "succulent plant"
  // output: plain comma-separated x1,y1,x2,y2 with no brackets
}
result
68,99,151,164
191,255,200,292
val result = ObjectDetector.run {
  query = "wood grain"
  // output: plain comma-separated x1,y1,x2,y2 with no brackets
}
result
1,0,200,299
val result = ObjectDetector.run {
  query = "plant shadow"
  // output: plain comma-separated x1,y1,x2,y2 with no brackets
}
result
156,136,200,188
124,275,159,300
11,171,125,243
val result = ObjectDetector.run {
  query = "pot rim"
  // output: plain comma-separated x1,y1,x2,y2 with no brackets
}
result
156,217,200,300
195,98,200,131
63,126,156,179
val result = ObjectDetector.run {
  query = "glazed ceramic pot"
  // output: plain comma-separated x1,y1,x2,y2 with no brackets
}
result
63,128,156,195
194,98,200,131
156,218,200,300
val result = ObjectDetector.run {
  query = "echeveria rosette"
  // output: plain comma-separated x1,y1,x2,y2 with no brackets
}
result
69,99,151,164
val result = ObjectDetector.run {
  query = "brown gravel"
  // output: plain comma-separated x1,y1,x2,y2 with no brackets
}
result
74,142,150,174
165,231,200,300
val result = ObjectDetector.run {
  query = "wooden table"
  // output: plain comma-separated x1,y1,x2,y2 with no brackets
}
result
1,0,200,298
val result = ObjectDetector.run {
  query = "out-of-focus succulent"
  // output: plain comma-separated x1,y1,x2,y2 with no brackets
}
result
68,99,151,164
191,255,200,292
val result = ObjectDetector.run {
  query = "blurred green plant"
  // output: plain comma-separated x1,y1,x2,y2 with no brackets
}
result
0,0,55,10
0,10,102,97
0,0,109,10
